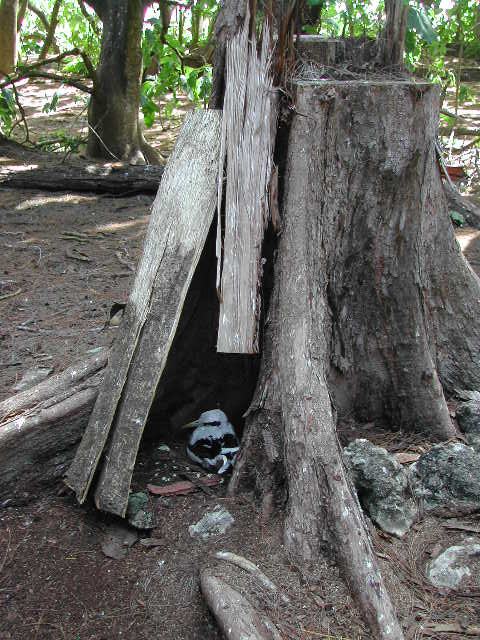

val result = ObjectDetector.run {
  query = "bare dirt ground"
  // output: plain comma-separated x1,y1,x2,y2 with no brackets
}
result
1,77,480,640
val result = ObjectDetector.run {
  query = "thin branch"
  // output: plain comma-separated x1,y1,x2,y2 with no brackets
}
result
0,71,92,94
9,82,30,145
1,49,96,91
86,122,120,160
76,0,100,36
27,1,49,31
40,0,63,60
17,48,82,73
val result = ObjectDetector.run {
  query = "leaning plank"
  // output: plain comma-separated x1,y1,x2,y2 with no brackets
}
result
216,15,278,354
0,351,107,497
66,109,222,510
200,572,282,640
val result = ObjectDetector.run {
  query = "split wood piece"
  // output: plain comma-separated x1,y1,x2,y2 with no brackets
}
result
200,572,283,640
66,109,223,514
0,350,107,497
216,14,278,354
0,163,164,195
215,551,290,604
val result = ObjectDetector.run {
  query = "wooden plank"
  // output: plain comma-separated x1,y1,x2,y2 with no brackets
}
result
216,16,277,354
66,109,222,510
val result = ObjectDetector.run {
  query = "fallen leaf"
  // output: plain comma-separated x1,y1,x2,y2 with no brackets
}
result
147,476,222,496
395,452,420,465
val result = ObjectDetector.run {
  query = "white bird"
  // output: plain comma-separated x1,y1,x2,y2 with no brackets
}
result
180,409,239,474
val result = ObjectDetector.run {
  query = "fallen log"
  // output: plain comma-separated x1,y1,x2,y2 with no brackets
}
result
0,351,107,499
200,572,282,640
66,109,223,515
0,163,164,195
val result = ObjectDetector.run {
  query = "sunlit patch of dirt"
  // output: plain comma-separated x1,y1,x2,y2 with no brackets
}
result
9,76,192,161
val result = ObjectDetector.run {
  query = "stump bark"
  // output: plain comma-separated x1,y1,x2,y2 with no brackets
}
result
230,79,480,639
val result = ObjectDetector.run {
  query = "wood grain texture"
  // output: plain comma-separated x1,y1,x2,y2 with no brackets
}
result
200,572,282,640
0,351,107,497
216,15,277,354
66,109,222,512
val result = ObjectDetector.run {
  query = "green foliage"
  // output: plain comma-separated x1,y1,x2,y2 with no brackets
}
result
42,92,59,113
19,0,101,65
0,89,16,135
37,129,84,154
450,210,465,227
140,2,215,125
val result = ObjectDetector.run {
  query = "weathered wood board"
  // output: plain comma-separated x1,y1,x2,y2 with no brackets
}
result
65,109,222,513
216,16,277,354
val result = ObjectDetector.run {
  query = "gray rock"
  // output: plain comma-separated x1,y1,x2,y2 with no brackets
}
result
409,442,480,515
126,492,154,530
343,439,417,537
427,539,480,590
189,505,234,540
456,390,480,437
466,433,480,453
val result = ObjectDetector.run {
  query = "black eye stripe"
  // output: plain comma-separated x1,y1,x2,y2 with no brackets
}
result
202,421,221,426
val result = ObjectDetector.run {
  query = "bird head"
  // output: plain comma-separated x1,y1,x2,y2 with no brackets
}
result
179,409,230,431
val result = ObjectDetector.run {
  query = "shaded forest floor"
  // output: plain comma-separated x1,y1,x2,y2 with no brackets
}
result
1,77,480,640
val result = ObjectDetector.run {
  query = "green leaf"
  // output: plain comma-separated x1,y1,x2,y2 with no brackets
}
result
450,210,465,227
407,6,437,43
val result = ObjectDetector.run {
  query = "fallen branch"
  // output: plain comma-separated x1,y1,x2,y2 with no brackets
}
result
0,350,107,498
200,572,283,640
215,551,290,604
0,162,164,195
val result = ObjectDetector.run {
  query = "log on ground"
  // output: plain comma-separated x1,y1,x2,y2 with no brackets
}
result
0,163,164,195
0,351,107,498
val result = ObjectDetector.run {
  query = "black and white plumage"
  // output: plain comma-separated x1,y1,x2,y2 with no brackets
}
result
181,409,239,474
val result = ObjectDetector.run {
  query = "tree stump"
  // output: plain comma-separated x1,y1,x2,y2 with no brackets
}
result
230,79,480,639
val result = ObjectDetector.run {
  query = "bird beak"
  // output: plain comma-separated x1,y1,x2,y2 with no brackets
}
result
178,419,199,431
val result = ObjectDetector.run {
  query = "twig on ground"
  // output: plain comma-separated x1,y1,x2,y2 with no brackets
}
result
0,287,22,301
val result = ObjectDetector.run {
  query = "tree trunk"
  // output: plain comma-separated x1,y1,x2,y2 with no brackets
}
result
230,79,480,638
39,0,62,60
0,0,18,75
87,0,160,164
380,0,408,67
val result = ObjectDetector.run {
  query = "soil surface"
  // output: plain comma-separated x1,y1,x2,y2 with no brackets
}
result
1,77,480,640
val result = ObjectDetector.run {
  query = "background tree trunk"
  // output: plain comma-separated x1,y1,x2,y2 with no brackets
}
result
380,0,408,67
39,0,62,60
0,0,19,75
87,0,160,163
